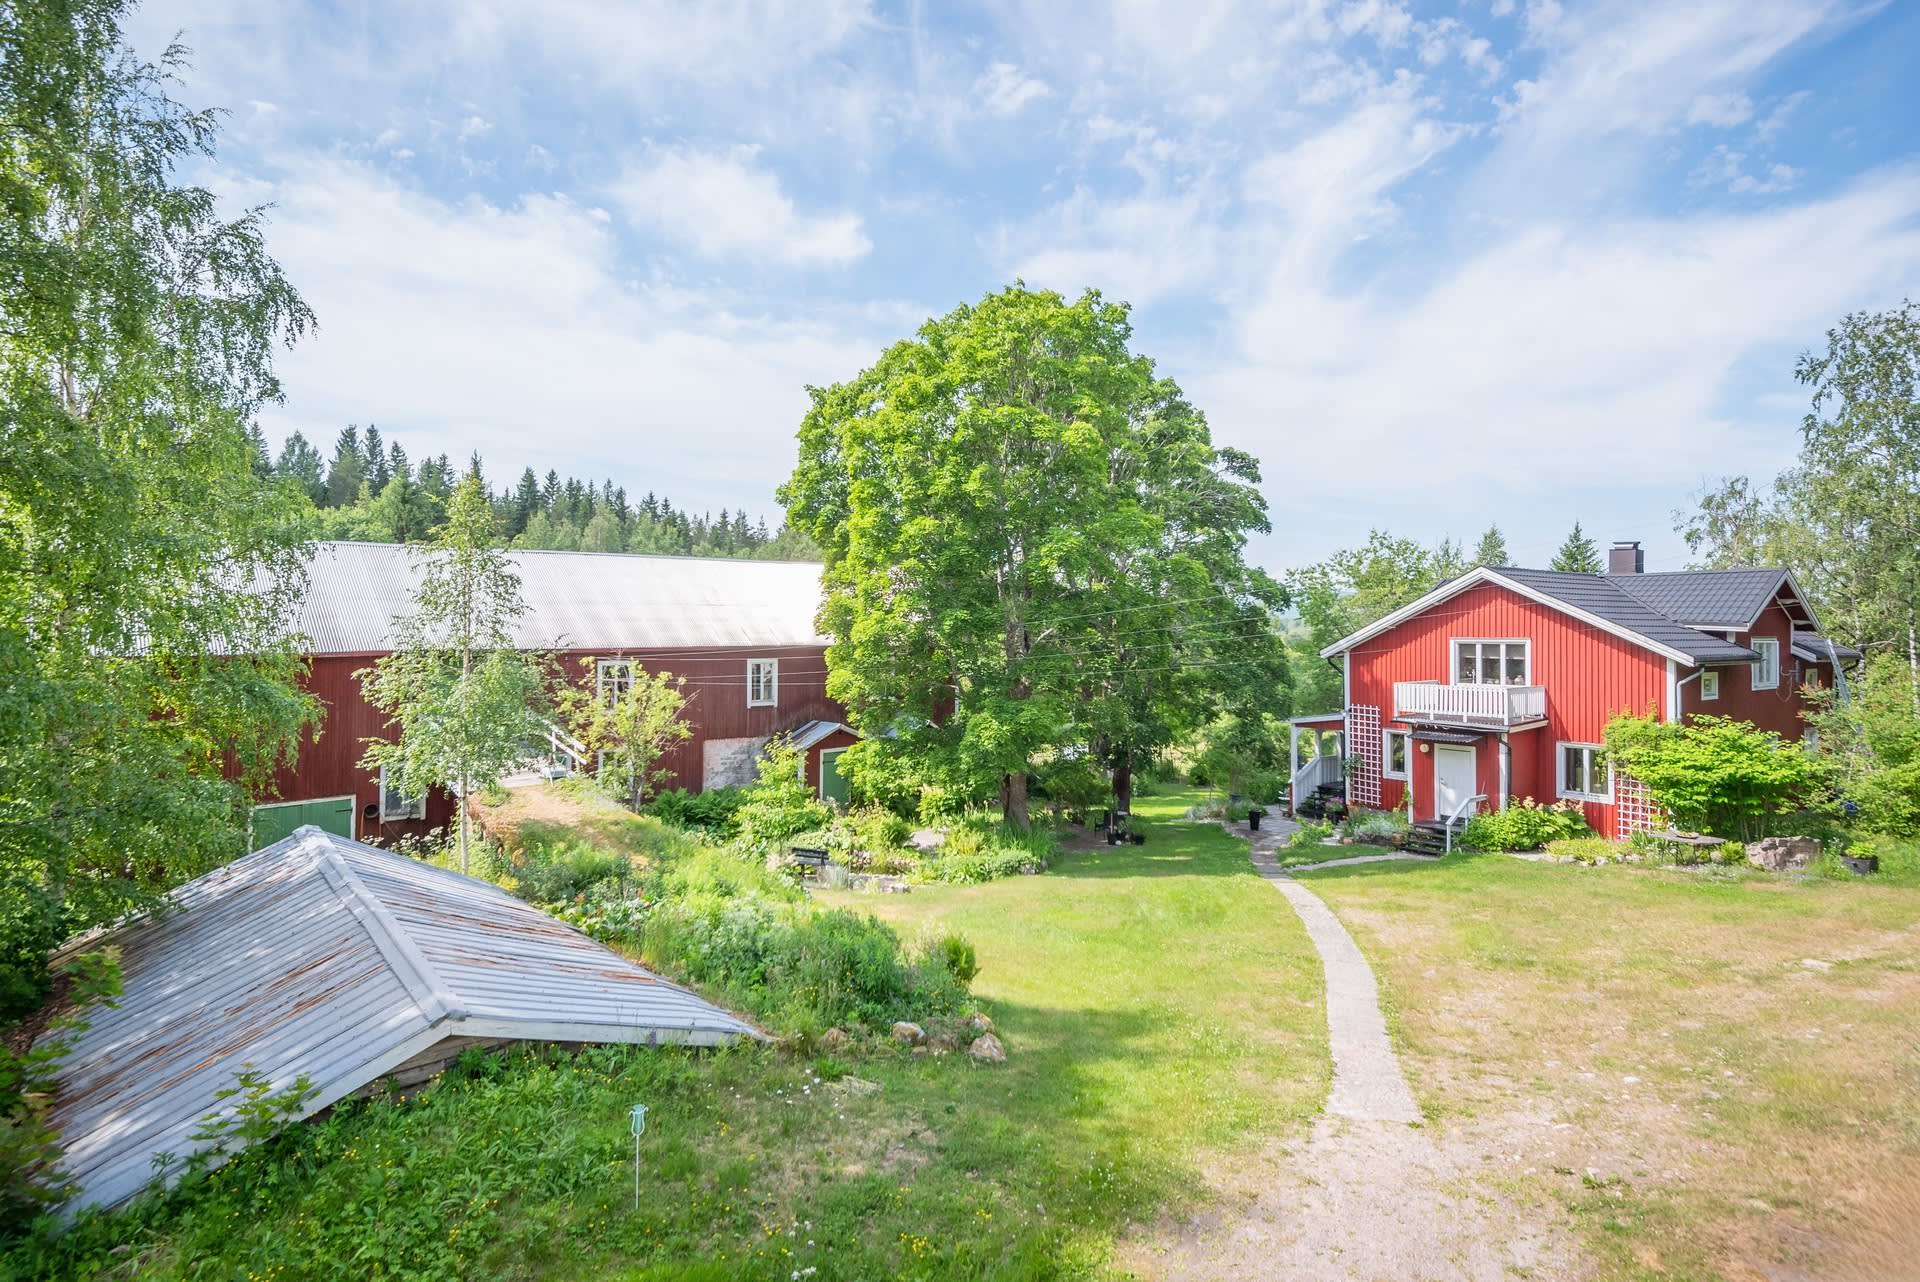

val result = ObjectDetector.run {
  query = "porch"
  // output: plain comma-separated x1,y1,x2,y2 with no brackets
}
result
1287,713,1347,818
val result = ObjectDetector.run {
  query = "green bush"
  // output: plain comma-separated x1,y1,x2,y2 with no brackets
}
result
1605,713,1821,841
506,839,633,904
1545,836,1622,864
1288,820,1334,848
733,741,831,850
929,931,978,985
1343,808,1406,844
915,849,1044,884
1460,798,1592,852
647,786,748,837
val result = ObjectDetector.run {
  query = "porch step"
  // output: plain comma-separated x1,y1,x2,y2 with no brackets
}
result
1404,821,1452,855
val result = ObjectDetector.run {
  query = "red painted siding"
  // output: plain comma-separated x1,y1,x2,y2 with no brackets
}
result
1676,601,1814,740
1345,581,1668,836
262,645,845,840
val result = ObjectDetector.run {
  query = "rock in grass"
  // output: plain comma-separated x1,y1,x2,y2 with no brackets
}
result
926,1029,959,1054
965,1012,995,1036
891,1021,925,1046
968,1033,1007,1063
1747,835,1819,870
818,1027,853,1052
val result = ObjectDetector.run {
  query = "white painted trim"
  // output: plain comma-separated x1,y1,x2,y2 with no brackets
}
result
1318,566,1700,665
747,657,779,707
1449,636,1532,685
1700,669,1720,701
1381,728,1410,780
596,656,635,706
1751,637,1781,690
377,764,427,821
1555,741,1614,803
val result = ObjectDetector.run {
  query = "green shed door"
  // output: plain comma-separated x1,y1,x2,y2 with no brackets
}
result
819,748,851,805
251,796,356,850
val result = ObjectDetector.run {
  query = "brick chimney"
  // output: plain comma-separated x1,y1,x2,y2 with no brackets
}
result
1608,540,1644,575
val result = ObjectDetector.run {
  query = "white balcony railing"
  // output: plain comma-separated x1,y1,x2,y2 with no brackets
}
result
1394,681,1546,728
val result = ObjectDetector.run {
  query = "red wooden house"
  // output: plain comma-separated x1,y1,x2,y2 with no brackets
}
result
250,542,857,848
1292,541,1857,842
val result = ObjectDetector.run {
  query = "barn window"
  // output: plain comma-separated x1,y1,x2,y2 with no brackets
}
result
597,658,635,707
1382,729,1409,779
1751,638,1780,690
1556,743,1611,803
379,765,426,821
747,658,779,707
1700,670,1720,701
1452,638,1530,686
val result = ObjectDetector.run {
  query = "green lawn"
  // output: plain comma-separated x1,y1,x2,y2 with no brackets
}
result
1300,850,1920,1282
26,789,1326,1281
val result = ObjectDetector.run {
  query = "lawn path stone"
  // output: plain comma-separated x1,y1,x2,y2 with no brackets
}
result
1142,819,1583,1280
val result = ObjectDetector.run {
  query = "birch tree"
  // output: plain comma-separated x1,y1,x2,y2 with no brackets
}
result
359,478,548,870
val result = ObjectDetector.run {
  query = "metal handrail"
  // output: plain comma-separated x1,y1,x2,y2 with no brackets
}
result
1442,792,1487,855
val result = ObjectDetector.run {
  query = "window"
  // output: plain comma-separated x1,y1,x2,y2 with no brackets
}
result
1452,638,1530,686
747,658,778,707
1557,743,1611,803
596,658,635,707
378,764,426,821
1751,637,1780,690
1700,670,1720,701
1382,729,1409,779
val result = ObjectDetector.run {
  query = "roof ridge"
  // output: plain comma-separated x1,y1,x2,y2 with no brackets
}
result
310,837,458,1024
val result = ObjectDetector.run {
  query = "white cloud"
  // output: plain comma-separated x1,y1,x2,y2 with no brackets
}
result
974,61,1051,117
1686,91,1754,127
998,184,1224,307
458,114,493,140
242,157,885,506
1755,89,1813,142
1691,145,1802,195
612,145,872,267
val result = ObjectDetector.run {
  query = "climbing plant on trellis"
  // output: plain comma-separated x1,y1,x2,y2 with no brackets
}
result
1347,705,1381,807
1612,771,1665,838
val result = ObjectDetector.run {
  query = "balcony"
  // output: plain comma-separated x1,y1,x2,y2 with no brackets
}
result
1394,680,1547,729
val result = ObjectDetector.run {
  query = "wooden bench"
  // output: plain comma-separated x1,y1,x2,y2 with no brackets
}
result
790,846,831,871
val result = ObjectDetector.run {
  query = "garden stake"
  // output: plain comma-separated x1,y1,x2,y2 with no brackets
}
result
630,1103,648,1211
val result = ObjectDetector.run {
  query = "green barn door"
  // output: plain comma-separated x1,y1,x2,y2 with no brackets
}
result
251,796,356,850
819,748,851,805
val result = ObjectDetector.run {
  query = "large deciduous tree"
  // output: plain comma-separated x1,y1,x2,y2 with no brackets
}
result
1679,302,1920,697
358,479,548,871
0,2,316,1017
554,660,691,810
782,285,1287,826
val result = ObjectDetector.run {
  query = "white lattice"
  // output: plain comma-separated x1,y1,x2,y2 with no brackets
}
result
1347,705,1382,807
1612,771,1665,838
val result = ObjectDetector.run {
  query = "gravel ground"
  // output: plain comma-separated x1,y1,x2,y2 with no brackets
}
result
1134,820,1586,1280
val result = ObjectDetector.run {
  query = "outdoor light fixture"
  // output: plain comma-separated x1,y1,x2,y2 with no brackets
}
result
1419,742,1431,754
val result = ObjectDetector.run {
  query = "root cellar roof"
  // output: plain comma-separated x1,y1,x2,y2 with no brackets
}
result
43,827,758,1211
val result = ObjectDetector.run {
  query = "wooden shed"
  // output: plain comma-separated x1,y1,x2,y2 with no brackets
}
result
43,826,758,1211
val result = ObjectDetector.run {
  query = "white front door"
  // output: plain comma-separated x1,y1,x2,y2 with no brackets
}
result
1433,745,1477,820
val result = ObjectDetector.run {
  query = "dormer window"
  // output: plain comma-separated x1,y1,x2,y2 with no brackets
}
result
1453,638,1530,686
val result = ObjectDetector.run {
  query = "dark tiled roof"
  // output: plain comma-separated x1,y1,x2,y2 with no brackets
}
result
1792,631,1861,664
1493,567,1760,665
1610,568,1789,627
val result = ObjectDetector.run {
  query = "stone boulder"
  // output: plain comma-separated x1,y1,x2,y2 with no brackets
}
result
907,828,946,853
818,1027,853,1053
890,1021,925,1046
965,1012,995,1036
926,1029,959,1055
968,1033,1007,1064
1747,835,1820,871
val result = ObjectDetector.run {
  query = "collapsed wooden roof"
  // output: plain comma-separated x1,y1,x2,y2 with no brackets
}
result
45,827,757,1211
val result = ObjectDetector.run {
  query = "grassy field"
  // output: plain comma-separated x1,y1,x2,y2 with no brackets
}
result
1300,850,1920,1281
25,788,1326,1281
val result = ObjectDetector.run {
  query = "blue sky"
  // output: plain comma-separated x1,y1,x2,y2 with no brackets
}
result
130,0,1920,574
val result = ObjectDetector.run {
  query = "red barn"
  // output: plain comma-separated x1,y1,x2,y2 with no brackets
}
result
1296,541,1857,842
250,542,856,848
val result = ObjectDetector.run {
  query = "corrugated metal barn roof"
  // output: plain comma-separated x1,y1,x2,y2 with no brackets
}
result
294,541,829,655
45,827,758,1211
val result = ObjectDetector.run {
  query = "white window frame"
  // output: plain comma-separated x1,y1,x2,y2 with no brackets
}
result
596,657,635,707
1451,637,1532,686
1382,728,1410,780
1751,637,1780,690
378,764,426,821
1700,669,1720,701
747,657,779,708
1556,742,1612,803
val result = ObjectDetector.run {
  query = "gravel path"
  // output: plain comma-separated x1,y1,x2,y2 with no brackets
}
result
1139,819,1581,1280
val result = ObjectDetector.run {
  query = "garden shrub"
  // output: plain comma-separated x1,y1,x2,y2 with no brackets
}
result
1343,808,1406,844
647,786,747,837
1288,820,1334,848
1605,712,1821,841
733,741,831,850
1460,798,1592,852
1545,836,1623,864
